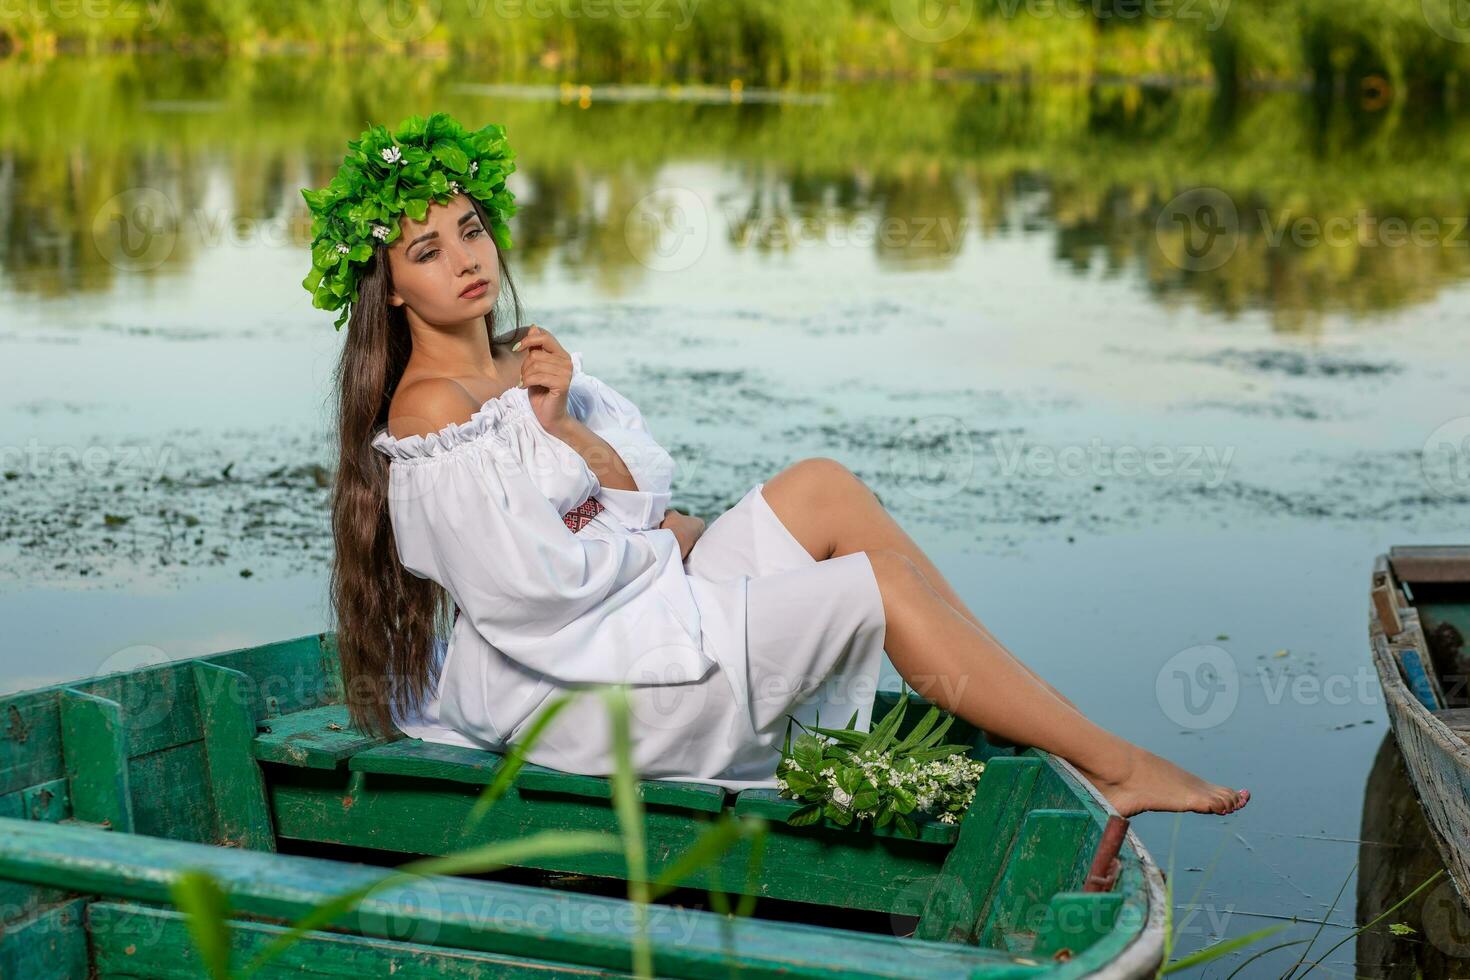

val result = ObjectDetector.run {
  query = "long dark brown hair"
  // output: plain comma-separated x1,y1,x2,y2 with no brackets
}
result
329,196,527,738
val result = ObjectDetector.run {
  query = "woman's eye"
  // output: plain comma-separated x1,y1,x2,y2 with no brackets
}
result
416,248,439,263
466,227,483,239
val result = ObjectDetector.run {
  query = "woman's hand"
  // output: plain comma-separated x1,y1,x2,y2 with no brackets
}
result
660,509,705,561
513,325,574,432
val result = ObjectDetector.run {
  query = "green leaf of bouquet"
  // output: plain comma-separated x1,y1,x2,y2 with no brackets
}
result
432,140,470,173
894,813,918,838
824,802,853,825
785,771,817,794
852,791,880,810
917,713,955,749
837,766,862,794
793,733,824,769
895,706,940,753
860,692,907,755
788,803,823,827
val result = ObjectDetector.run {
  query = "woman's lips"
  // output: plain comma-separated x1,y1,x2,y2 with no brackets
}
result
460,280,487,299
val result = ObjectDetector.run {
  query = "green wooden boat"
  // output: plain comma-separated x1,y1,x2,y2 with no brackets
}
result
0,631,1166,978
1369,546,1470,913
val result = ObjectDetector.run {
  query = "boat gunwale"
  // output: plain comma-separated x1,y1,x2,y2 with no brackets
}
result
1367,549,1470,912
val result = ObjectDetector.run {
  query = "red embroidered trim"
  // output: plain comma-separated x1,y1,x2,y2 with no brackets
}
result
563,495,605,533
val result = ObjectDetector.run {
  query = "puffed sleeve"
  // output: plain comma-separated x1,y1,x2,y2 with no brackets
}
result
569,353,677,531
384,416,713,687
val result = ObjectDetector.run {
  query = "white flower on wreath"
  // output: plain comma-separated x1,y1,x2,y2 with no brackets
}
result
371,224,391,241
380,145,402,165
469,160,478,174
449,180,461,193
335,242,350,254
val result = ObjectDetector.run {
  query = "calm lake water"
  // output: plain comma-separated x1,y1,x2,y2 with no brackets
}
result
3,56,1470,976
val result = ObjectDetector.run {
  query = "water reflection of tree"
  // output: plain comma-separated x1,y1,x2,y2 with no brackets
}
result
4,57,1470,330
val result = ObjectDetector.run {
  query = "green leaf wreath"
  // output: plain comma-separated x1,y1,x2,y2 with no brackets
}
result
300,111,519,330
775,688,986,838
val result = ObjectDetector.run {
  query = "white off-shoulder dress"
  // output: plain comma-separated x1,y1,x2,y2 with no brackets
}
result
370,351,890,791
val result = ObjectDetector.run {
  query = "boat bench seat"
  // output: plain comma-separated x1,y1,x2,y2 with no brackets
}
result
250,702,961,840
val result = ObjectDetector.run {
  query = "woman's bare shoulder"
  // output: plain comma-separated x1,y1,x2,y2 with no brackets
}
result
387,377,487,440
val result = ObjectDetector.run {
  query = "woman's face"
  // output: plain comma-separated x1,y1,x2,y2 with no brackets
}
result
385,194,500,326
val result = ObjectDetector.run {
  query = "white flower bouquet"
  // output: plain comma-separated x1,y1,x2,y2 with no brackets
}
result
774,688,987,838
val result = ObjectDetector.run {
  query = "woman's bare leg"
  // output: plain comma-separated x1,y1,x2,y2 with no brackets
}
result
758,458,1250,817
760,458,1083,712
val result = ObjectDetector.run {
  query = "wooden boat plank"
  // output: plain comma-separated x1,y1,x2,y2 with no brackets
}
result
125,739,219,843
977,809,1097,951
1032,891,1124,960
0,817,1041,979
349,740,728,814
0,896,88,979
90,901,639,979
350,739,718,803
915,755,1043,944
253,703,396,770
1389,546,1470,584
267,775,953,912
194,662,276,850
58,689,134,832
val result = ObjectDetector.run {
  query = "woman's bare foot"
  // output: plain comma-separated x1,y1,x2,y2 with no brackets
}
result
1077,745,1250,818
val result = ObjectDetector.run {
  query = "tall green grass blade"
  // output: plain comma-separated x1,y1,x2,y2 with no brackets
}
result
171,869,233,980
603,685,653,979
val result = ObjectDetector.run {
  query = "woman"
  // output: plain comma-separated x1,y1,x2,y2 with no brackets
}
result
314,112,1249,818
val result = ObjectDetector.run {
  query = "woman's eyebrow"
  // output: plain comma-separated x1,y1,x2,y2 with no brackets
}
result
407,210,479,249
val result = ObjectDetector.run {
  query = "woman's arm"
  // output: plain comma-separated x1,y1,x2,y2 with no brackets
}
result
543,416,640,492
